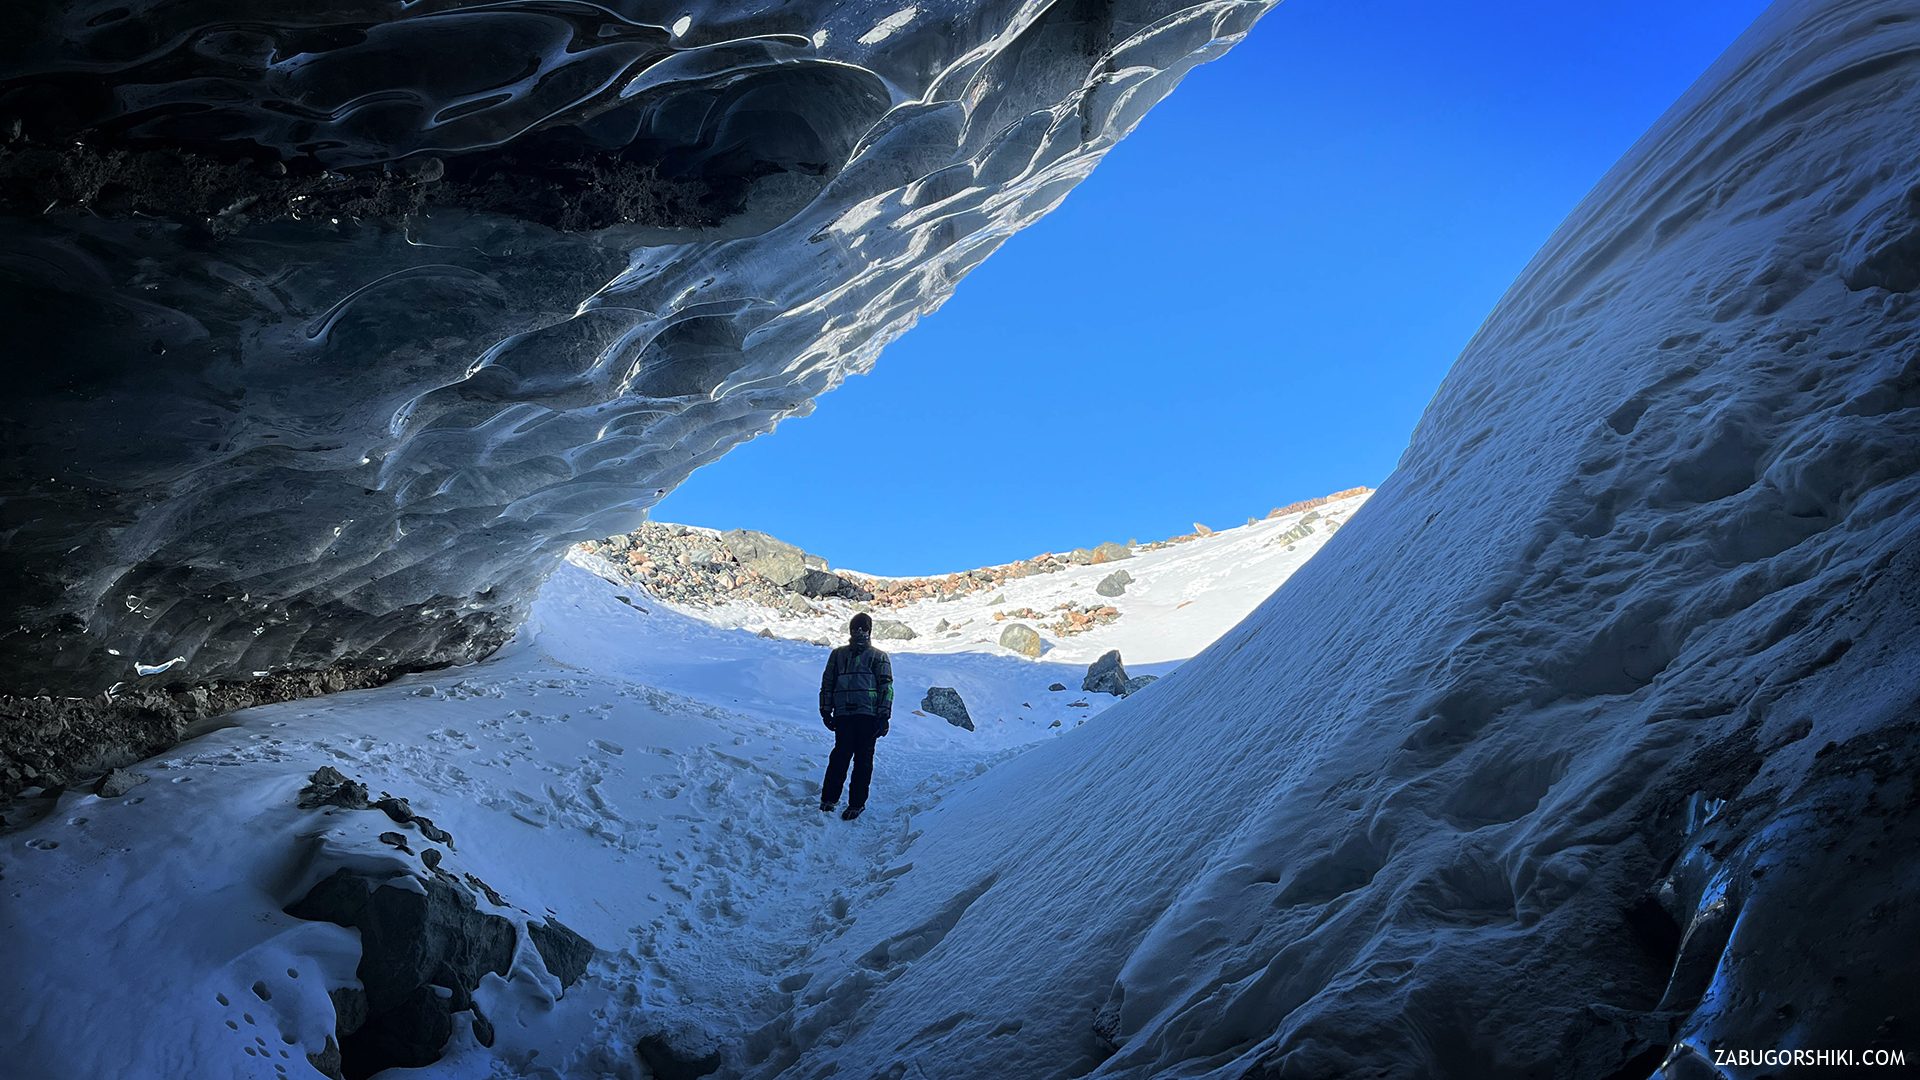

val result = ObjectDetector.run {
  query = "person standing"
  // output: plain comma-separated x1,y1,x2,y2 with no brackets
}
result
818,612,893,820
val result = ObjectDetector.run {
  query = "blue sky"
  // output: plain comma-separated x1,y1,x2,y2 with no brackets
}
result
657,0,1772,576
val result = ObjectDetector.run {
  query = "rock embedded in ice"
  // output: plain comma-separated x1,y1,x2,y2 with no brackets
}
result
92,768,148,798
1096,569,1134,597
871,618,917,641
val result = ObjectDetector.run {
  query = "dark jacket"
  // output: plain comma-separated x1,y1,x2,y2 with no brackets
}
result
820,641,893,720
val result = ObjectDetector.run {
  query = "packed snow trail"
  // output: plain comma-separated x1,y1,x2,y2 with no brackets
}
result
0,563,1035,1078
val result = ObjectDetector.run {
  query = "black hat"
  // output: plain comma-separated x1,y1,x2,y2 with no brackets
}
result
850,612,873,638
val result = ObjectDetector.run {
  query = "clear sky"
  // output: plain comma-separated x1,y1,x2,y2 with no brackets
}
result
655,0,1772,576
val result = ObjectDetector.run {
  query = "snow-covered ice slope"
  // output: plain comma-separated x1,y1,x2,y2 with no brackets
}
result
741,3,1920,1077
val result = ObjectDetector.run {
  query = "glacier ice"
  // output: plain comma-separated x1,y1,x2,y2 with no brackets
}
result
739,1,1920,1076
0,0,1270,704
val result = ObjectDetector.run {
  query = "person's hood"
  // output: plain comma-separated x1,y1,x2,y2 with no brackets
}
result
849,628,871,647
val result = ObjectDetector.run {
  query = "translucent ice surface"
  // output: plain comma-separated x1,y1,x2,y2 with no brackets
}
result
0,0,1270,696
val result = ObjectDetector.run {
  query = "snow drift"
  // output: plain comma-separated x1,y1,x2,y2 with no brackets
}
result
743,2,1920,1076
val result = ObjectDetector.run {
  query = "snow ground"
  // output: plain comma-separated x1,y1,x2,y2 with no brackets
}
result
0,503,1351,1078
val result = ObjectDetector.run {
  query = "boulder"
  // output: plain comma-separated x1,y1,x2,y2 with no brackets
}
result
94,768,148,797
872,619,917,641
720,529,808,588
1095,569,1133,598
1122,674,1159,695
999,623,1043,658
1083,650,1140,696
922,688,974,731
1090,542,1132,564
298,766,370,810
287,868,518,1077
797,567,871,600
1048,683,1067,692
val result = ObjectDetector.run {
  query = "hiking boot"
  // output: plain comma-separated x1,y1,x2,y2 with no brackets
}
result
819,802,835,813
841,805,864,821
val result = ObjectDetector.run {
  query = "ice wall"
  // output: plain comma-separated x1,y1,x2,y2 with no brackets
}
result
0,0,1271,699
747,2,1920,1076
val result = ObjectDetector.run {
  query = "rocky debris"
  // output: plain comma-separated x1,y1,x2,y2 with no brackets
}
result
577,522,869,614
300,766,371,810
993,607,1046,622
0,137,711,237
1083,650,1157,697
0,663,415,802
1192,522,1214,537
1096,570,1133,598
1049,683,1067,692
872,618,917,641
923,688,974,731
1046,602,1122,636
93,768,147,797
720,529,862,599
1267,486,1371,519
374,795,454,846
573,489,1373,624
999,624,1044,658
1272,520,1317,547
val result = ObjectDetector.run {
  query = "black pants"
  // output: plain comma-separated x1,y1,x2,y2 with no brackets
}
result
821,714,882,810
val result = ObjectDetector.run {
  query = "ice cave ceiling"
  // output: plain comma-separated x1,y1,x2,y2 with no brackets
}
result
0,0,1266,697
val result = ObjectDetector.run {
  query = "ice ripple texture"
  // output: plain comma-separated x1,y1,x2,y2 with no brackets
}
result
0,0,1269,695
